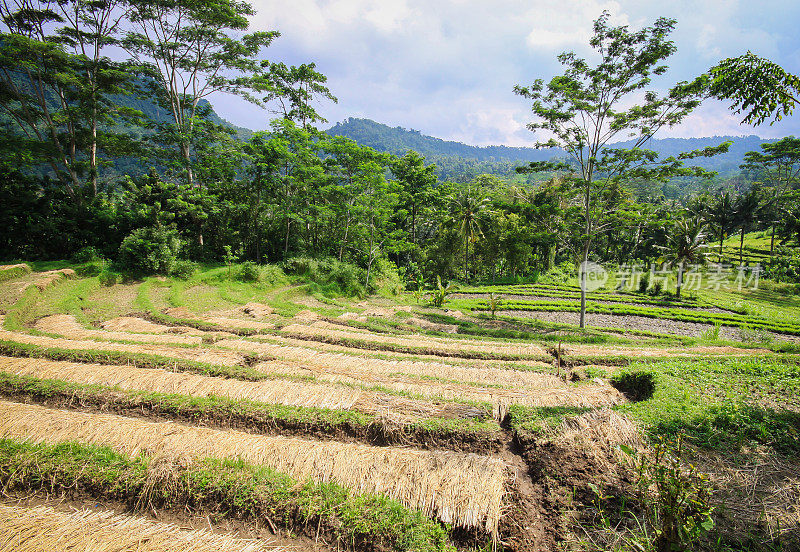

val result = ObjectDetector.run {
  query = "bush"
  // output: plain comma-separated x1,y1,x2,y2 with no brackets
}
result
763,246,800,283
118,227,182,275
170,259,198,280
74,261,104,277
97,270,118,286
649,280,663,296
611,369,656,401
539,261,575,286
237,261,261,282
72,246,102,264
638,273,650,293
283,257,366,297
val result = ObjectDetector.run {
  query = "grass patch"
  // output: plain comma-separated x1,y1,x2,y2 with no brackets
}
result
615,357,800,455
0,264,31,282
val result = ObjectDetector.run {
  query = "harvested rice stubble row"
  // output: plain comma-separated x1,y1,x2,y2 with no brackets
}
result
0,504,286,552
0,400,506,534
0,317,241,366
219,337,562,389
0,355,477,422
221,340,625,409
35,314,203,345
283,322,548,357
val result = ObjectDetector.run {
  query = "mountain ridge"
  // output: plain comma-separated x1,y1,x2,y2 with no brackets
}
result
325,117,779,175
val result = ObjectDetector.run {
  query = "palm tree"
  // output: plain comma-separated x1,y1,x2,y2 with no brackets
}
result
703,190,737,262
733,189,763,265
658,217,711,299
450,186,491,281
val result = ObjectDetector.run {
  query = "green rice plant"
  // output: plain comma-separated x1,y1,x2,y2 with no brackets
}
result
487,292,503,319
428,276,454,308
699,321,721,341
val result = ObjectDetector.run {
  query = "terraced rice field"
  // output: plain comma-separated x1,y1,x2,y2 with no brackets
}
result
0,264,796,552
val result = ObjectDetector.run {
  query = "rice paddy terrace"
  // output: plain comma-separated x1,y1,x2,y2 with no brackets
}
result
0,262,797,552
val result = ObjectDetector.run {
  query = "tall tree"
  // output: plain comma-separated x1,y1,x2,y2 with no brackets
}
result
733,188,762,265
0,0,133,198
260,62,336,129
704,190,738,262
392,151,437,248
123,0,278,187
450,185,490,282
740,137,800,255
514,12,711,327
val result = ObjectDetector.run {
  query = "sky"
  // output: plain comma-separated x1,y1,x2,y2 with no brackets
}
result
211,0,800,147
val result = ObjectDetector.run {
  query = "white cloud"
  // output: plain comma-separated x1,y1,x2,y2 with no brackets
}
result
212,0,800,143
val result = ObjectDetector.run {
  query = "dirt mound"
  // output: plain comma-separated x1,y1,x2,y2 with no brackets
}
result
237,302,273,317
293,309,319,323
21,269,76,292
405,316,458,333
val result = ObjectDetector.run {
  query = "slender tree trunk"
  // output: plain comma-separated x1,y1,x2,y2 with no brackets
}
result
464,231,469,282
90,103,97,196
770,225,776,256
676,263,683,299
284,217,291,258
719,234,724,263
579,179,591,329
181,142,194,187
739,226,745,266
579,239,590,329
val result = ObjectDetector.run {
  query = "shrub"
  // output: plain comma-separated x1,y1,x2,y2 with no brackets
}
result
237,261,261,282
649,280,663,296
638,273,650,293
74,261,105,277
97,270,118,286
72,246,102,264
282,257,366,297
611,369,656,401
539,261,575,286
118,227,182,275
763,246,800,283
170,259,198,280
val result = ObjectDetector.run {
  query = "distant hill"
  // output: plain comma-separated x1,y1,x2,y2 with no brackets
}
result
326,117,780,176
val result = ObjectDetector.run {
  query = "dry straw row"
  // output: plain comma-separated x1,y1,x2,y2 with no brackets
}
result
282,321,548,357
0,400,506,533
219,338,624,408
0,504,284,552
0,355,469,422
35,314,202,346
0,316,241,367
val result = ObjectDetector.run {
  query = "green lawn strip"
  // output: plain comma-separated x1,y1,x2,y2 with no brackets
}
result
613,359,800,456
455,298,800,335
0,264,32,283
0,439,454,552
458,285,708,309
0,339,269,381
0,372,501,453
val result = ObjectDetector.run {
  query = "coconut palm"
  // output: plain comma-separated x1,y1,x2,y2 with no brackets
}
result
733,189,763,265
658,217,711,299
450,186,491,282
703,190,737,262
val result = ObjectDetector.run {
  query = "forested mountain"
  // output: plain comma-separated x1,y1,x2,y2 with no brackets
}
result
326,117,779,177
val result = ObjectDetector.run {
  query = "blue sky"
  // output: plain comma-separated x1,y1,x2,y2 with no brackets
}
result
213,0,800,146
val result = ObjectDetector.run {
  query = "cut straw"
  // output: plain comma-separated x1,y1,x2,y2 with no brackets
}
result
0,504,285,552
0,400,507,533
